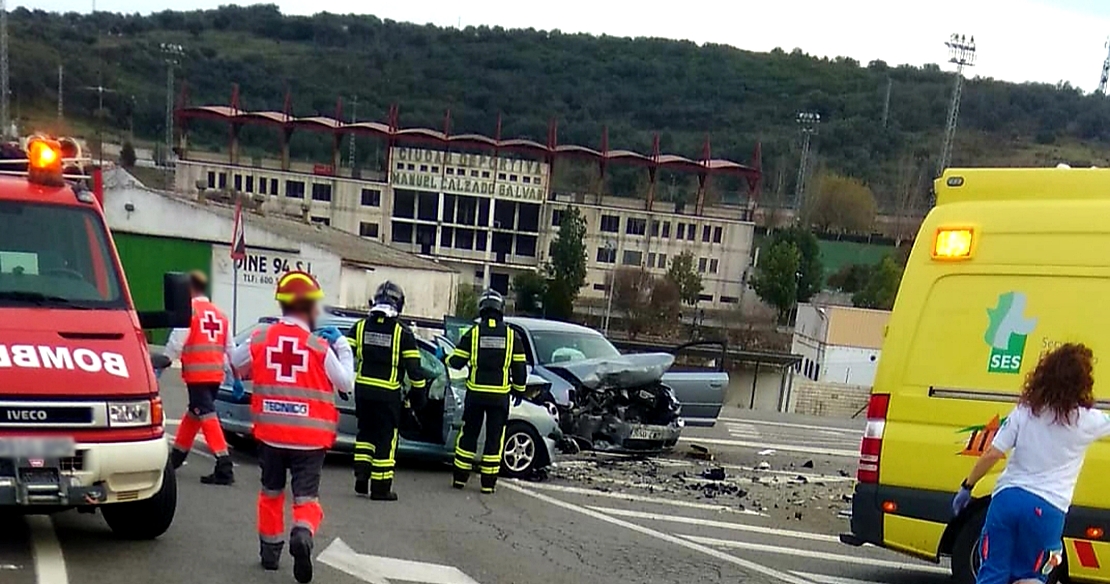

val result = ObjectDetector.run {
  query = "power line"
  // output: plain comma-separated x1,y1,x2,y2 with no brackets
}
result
938,33,976,177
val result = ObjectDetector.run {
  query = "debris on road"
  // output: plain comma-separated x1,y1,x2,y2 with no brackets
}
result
802,460,815,468
687,444,714,460
757,449,776,456
756,461,771,470
700,467,726,481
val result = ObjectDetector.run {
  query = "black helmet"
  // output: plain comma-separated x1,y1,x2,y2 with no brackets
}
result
478,289,504,317
372,281,405,314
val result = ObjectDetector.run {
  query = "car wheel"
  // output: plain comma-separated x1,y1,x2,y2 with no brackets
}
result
501,422,541,479
101,459,177,540
952,507,1067,584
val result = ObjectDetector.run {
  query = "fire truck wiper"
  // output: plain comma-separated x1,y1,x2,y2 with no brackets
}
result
0,290,90,308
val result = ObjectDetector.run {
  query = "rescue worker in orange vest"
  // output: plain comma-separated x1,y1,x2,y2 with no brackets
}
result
231,270,354,583
165,270,237,485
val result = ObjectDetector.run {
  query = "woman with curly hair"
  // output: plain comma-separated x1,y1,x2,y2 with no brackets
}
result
952,343,1110,583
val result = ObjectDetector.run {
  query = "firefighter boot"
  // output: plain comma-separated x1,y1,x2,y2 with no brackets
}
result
169,449,187,470
452,469,469,490
480,473,498,494
200,456,235,485
260,541,284,571
370,479,398,501
354,466,370,496
289,527,314,584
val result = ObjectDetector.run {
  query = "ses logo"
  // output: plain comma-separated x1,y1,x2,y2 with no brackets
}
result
984,292,1037,374
262,400,309,417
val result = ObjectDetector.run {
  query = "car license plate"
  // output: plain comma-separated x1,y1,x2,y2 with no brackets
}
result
629,426,664,441
0,437,76,459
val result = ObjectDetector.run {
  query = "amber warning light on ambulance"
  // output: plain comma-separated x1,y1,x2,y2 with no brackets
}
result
932,228,974,260
28,138,65,186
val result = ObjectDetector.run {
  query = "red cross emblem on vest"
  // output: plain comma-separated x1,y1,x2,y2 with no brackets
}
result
266,336,309,383
200,311,224,343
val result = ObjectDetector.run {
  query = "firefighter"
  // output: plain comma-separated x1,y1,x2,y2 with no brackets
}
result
165,270,237,485
345,281,426,501
230,270,354,583
446,289,527,493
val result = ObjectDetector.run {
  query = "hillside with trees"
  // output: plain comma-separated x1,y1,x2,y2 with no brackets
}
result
12,4,1110,211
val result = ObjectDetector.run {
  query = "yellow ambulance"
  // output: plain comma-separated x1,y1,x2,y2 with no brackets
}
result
840,167,1110,583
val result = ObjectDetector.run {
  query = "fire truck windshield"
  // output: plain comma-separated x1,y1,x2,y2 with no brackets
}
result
0,200,125,308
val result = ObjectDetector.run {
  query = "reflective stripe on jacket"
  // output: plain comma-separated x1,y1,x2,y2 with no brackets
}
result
181,297,229,384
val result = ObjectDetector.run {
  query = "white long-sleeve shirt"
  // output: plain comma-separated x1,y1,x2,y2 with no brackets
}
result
163,296,234,367
229,316,355,396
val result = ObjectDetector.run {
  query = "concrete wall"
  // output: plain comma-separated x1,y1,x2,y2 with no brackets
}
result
788,379,871,418
725,362,792,412
339,264,457,320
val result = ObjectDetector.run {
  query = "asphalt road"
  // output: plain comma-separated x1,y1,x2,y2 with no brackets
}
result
0,379,950,584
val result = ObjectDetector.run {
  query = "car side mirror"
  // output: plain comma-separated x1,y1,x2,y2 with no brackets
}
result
138,272,192,329
150,352,171,370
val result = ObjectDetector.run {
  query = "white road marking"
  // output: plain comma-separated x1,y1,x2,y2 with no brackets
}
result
725,422,760,439
503,482,814,584
28,515,68,584
585,506,839,543
319,538,481,584
519,481,763,515
791,571,888,584
717,417,863,434
678,535,950,575
678,437,859,458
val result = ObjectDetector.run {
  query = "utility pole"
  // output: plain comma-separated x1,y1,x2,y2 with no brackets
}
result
881,76,892,128
1098,37,1110,95
57,64,63,122
793,111,820,214
1,0,10,139
938,33,976,176
347,95,357,171
160,43,184,168
83,83,115,166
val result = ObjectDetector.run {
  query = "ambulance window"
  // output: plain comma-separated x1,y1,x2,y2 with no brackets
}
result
0,201,124,307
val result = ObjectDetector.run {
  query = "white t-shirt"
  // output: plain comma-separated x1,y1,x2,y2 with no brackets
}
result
992,403,1110,511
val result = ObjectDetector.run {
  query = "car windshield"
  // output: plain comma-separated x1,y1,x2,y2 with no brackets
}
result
0,200,124,308
531,330,621,365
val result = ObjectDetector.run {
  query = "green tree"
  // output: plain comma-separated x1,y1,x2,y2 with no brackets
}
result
750,240,801,324
765,227,823,302
511,271,547,316
804,173,877,234
612,267,655,338
827,263,873,294
455,284,478,320
544,206,587,320
648,277,682,334
853,256,903,310
120,140,137,168
666,251,703,306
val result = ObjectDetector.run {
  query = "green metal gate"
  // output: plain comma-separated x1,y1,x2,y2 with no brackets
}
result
112,231,212,344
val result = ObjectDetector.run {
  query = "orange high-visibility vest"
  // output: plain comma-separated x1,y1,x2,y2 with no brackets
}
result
181,297,230,384
248,322,338,449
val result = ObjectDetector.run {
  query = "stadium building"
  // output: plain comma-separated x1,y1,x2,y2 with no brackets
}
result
173,95,762,308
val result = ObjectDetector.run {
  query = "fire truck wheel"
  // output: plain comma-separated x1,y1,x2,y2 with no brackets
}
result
102,460,177,540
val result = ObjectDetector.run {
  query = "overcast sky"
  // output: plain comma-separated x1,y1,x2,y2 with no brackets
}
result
15,0,1110,91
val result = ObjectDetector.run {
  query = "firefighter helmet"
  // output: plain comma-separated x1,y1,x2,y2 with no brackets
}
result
275,270,324,305
478,289,505,316
372,281,406,314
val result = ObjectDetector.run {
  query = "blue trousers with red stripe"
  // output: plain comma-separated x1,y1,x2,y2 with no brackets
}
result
977,487,1065,584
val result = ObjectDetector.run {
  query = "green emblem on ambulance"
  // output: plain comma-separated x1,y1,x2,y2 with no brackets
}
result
984,292,1037,374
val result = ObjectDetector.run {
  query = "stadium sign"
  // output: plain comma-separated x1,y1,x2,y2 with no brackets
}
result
391,147,546,203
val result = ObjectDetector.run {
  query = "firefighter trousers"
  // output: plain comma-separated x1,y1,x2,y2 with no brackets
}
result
173,383,229,457
257,443,327,546
453,391,509,493
354,389,400,494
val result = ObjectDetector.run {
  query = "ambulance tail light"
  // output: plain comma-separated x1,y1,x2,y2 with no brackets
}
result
857,393,890,484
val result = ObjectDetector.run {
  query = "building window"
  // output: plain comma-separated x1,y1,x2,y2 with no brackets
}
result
551,209,564,227
523,176,531,184
446,168,455,175
418,192,439,221
687,223,696,241
361,189,381,207
498,173,506,180
431,166,439,173
509,174,518,182
626,218,647,236
650,221,660,237
218,173,227,188
709,258,719,274
480,170,489,178
593,283,609,291
518,204,540,233
662,221,671,238
455,228,474,250
622,250,642,266
270,178,280,195
359,222,379,238
697,293,713,302
535,177,543,186
207,171,216,188
396,162,404,170
648,253,656,268
310,216,330,226
475,230,488,251
233,174,243,191
312,183,332,202
516,235,537,257
676,223,685,239
407,164,415,171
245,175,254,193
596,247,616,264
720,296,739,304
658,253,667,268
600,215,620,233
393,190,416,219
702,225,711,242
713,226,723,243
441,226,454,247
391,221,414,244
286,180,305,199
420,165,428,172
698,257,708,273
